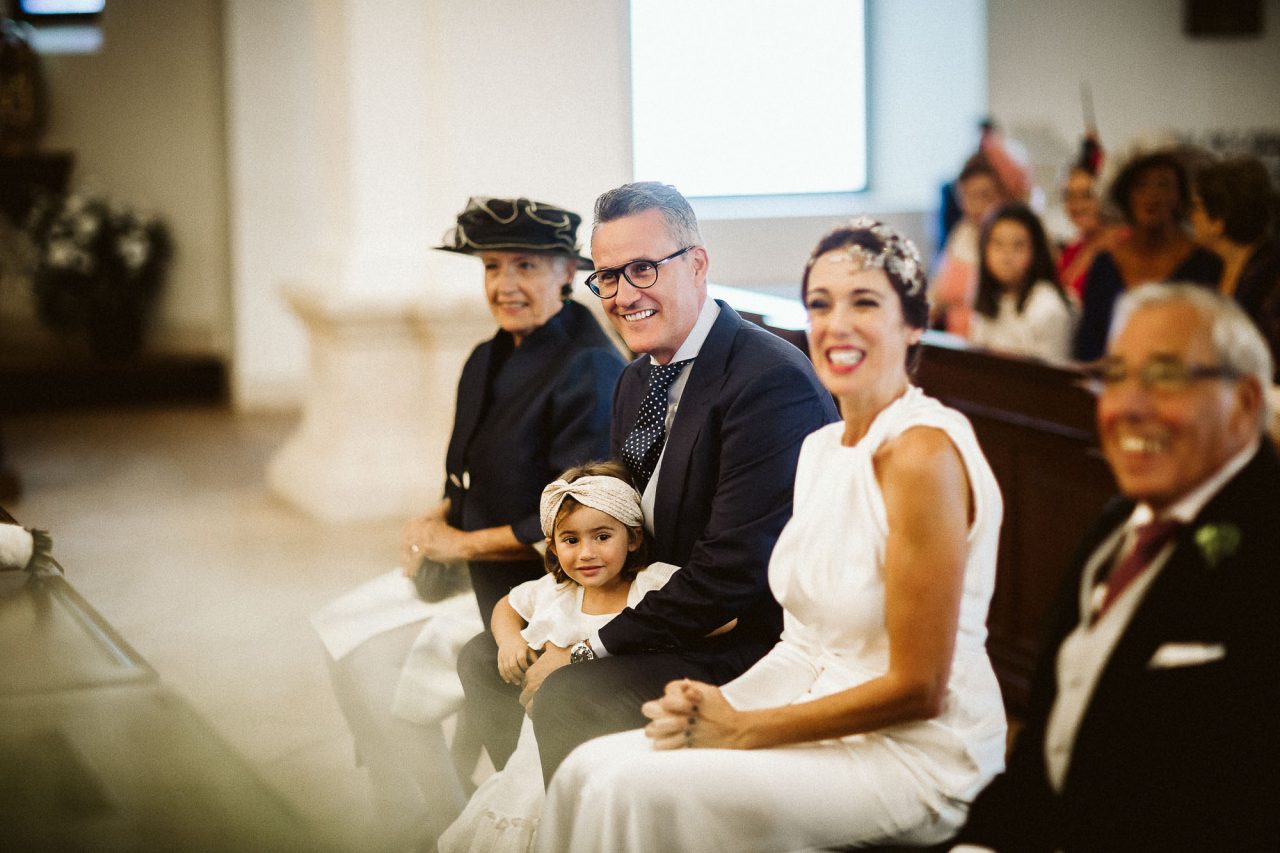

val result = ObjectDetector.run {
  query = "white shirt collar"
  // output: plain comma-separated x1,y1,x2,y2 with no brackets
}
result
1129,437,1261,527
649,296,720,366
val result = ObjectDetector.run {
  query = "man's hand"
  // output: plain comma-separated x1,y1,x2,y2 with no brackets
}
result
519,643,571,710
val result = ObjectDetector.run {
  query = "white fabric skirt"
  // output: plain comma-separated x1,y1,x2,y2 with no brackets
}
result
536,728,967,853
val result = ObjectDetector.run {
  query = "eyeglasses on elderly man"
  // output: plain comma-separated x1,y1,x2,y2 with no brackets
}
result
1083,357,1241,396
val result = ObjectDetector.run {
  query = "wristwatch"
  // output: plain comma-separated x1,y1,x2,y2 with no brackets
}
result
569,639,596,664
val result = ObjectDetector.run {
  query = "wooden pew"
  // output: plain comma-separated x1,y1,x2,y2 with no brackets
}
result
913,337,1115,712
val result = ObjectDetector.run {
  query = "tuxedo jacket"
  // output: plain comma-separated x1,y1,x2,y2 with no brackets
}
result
959,441,1280,852
445,300,624,618
598,301,839,655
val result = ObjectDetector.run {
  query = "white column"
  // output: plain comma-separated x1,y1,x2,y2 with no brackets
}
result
266,289,488,521
226,0,480,521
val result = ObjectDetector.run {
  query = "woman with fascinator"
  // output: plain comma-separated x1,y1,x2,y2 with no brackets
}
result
320,197,623,847
537,221,1007,851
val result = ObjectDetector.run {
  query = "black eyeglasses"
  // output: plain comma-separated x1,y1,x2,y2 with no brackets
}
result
1082,358,1240,395
585,246,695,298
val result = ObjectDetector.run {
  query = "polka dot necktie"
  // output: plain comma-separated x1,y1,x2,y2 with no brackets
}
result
621,359,692,493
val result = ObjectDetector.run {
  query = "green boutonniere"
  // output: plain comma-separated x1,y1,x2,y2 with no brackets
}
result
1194,523,1242,569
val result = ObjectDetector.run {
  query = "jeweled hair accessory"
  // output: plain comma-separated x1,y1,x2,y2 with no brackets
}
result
539,475,643,538
807,217,926,297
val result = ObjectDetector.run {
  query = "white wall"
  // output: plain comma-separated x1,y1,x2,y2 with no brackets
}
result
987,0,1280,193
223,0,323,408
18,0,1280,407
16,0,229,354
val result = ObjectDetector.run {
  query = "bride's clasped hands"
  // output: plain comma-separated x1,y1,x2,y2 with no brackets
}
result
643,678,751,750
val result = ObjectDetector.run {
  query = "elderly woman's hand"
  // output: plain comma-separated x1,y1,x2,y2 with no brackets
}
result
400,499,466,574
643,679,751,750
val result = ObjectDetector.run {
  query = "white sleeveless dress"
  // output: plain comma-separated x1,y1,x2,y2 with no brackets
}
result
536,387,1007,852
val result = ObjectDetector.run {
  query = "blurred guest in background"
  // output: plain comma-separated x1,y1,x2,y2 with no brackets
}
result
971,203,1076,362
1057,158,1118,301
932,121,1033,338
1192,156,1280,380
932,154,1012,337
1073,150,1221,361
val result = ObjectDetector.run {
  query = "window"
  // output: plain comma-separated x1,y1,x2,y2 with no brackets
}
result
630,0,867,199
14,0,106,54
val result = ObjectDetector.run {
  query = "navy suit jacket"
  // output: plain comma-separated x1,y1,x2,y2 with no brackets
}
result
959,441,1280,852
598,301,838,655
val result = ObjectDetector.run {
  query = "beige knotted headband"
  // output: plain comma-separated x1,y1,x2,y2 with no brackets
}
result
539,475,643,538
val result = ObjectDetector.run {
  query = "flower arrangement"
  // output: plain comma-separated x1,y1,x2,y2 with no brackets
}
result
24,190,171,360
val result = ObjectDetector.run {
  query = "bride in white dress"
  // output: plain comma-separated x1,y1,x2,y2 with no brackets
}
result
536,220,1008,852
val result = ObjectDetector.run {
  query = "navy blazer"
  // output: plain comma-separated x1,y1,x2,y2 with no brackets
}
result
598,301,839,655
444,299,624,545
959,441,1280,852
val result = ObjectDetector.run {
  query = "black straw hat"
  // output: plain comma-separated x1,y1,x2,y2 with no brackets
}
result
434,197,593,270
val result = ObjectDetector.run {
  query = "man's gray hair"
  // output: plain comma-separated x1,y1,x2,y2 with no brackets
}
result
592,182,703,248
1111,282,1273,428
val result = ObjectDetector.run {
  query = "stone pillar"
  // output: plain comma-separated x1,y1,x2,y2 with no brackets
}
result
248,0,478,521
266,289,489,521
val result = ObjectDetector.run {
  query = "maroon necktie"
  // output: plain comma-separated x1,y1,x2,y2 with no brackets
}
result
1095,519,1182,620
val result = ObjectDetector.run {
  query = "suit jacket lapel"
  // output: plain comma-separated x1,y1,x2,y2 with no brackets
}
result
448,336,499,472
651,302,741,542
617,359,651,438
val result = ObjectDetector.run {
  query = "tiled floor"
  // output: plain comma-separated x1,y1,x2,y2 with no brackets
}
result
3,405,414,851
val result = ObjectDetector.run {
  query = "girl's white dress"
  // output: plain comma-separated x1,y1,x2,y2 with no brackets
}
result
537,388,1008,852
969,279,1076,362
438,562,679,853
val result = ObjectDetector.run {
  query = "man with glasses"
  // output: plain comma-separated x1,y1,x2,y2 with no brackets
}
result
458,181,837,782
956,282,1279,851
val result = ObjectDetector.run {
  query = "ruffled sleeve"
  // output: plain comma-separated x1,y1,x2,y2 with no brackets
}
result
507,573,560,622
518,578,582,650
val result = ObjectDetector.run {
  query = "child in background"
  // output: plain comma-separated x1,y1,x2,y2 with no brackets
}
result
970,203,1076,362
438,460,678,853
931,154,1010,336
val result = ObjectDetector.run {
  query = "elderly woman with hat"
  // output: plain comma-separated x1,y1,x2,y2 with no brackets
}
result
411,197,624,621
321,197,623,847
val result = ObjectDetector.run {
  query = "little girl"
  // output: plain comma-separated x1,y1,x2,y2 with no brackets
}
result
970,202,1076,362
438,460,679,853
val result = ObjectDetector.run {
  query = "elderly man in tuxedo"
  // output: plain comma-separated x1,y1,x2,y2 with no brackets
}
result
457,181,837,781
957,282,1279,851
